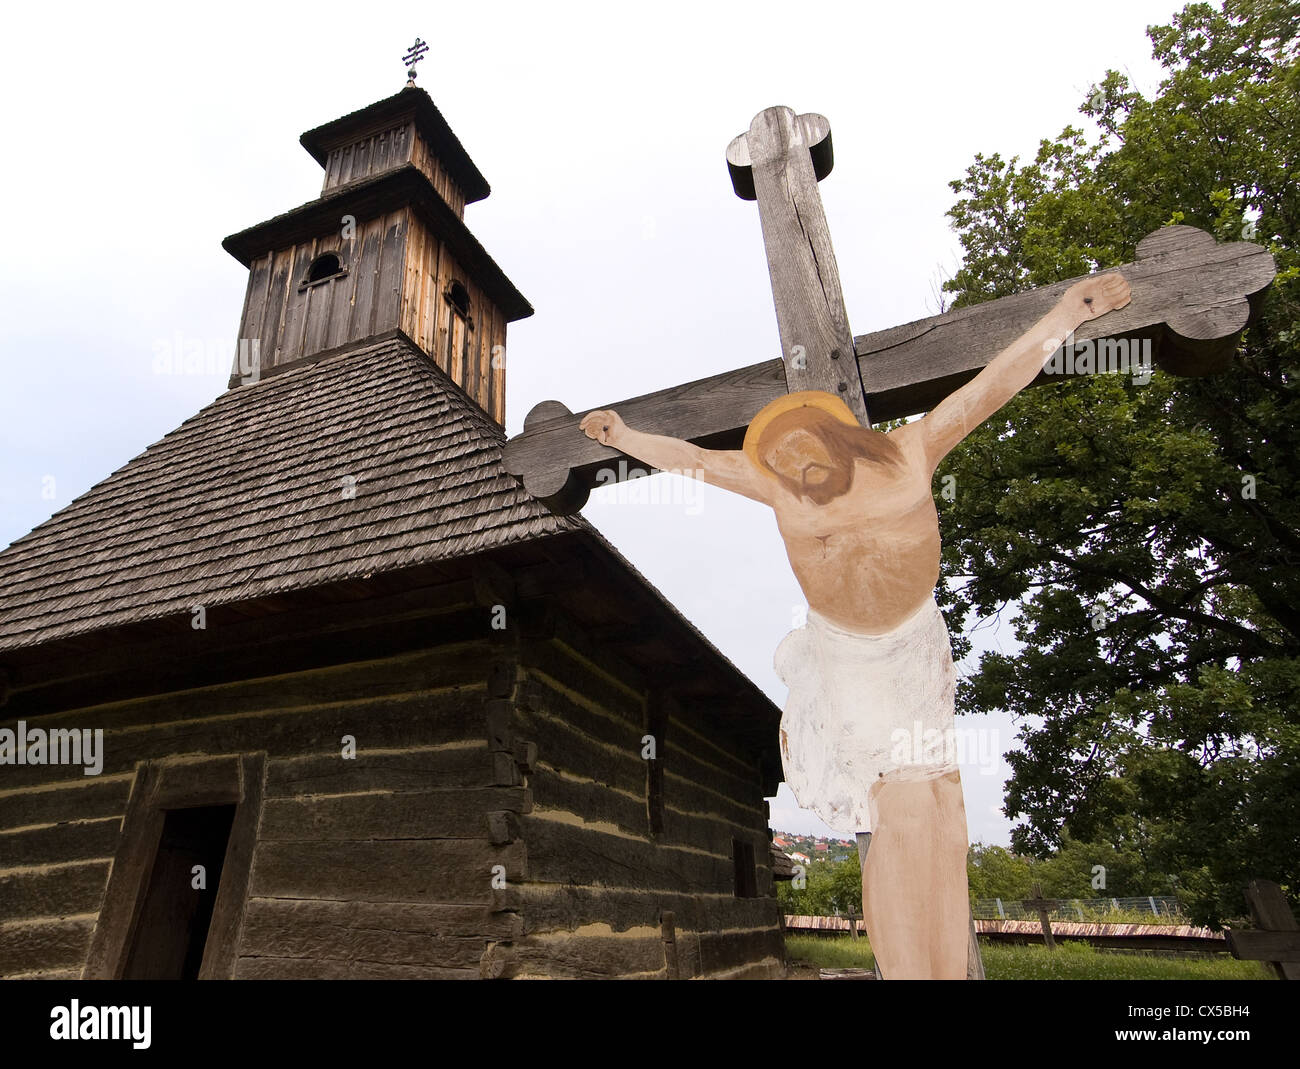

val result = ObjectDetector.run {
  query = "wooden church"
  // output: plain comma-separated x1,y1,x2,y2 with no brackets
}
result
0,78,789,979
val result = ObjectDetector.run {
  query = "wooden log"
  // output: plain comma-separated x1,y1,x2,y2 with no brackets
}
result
511,881,779,937
243,897,521,943
7,637,492,746
238,898,501,969
518,815,727,893
512,705,645,794
522,628,646,711
0,690,488,790
265,744,499,796
234,956,476,980
258,786,533,844
507,930,669,979
4,581,483,717
662,734,763,810
0,818,121,868
525,766,648,839
697,925,786,976
248,840,527,902
0,916,95,977
0,777,131,828
0,860,110,921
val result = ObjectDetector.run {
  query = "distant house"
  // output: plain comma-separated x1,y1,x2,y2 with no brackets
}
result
790,852,811,865
814,842,829,853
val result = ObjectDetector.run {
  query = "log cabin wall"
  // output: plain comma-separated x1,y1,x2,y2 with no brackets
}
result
235,209,506,423
0,634,527,980
502,631,785,980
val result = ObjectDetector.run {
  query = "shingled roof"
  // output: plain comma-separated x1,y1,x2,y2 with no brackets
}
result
0,334,581,652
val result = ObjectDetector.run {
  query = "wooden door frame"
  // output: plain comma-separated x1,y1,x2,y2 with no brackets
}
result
82,752,266,980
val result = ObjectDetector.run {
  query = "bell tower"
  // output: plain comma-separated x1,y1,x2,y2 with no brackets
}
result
222,50,530,425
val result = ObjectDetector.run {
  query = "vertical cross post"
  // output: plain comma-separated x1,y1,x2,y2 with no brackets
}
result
727,107,869,426
1023,882,1060,951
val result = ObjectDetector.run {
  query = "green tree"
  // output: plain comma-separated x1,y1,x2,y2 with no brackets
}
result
967,843,1035,901
937,0,1300,926
776,857,862,916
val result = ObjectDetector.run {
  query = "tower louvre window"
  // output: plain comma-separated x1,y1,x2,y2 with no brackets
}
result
302,252,345,288
445,279,472,322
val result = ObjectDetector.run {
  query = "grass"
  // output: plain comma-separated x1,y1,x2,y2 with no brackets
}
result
785,935,1275,979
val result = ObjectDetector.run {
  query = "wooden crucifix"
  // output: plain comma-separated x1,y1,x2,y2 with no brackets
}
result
501,106,1276,980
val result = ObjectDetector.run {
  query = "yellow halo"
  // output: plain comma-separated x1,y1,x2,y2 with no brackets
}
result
743,390,862,474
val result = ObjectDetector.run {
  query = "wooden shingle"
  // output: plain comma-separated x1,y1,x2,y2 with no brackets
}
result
0,333,579,651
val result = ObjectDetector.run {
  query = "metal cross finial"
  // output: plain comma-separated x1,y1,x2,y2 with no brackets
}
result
402,39,429,86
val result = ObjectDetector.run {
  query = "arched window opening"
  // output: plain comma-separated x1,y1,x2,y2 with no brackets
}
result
445,280,472,322
302,252,345,288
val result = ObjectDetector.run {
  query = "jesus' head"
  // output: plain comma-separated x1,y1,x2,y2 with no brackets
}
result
745,393,903,505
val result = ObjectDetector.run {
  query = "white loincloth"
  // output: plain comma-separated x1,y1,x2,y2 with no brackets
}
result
774,596,959,834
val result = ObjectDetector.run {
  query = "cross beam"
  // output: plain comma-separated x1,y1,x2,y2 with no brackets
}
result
503,111,1276,515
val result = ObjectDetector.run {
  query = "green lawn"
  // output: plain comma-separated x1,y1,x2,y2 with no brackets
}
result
785,935,1274,979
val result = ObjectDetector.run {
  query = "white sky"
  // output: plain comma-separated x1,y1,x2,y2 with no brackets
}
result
0,0,1183,845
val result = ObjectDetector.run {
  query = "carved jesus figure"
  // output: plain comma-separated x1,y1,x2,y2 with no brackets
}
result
581,272,1131,979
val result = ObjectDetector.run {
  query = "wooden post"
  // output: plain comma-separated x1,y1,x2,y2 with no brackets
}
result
726,108,868,426
1224,878,1300,980
1023,882,1060,951
967,914,986,980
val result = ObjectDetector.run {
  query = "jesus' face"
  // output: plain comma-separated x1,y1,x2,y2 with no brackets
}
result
754,406,906,506
756,409,859,505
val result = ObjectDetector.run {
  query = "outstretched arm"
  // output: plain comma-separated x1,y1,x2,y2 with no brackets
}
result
898,273,1131,473
579,410,773,505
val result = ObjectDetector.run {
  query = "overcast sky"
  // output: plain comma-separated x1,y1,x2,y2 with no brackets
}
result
1,0,1185,845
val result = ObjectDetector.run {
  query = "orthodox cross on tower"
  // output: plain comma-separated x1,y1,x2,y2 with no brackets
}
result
402,38,429,86
503,105,1277,513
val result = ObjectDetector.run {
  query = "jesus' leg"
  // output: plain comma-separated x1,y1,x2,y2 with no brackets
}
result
861,769,970,979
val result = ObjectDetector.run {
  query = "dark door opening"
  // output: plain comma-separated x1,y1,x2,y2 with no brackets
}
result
121,805,237,980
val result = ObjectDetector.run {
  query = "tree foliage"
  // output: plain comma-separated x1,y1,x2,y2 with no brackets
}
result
776,856,862,916
936,0,1300,925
